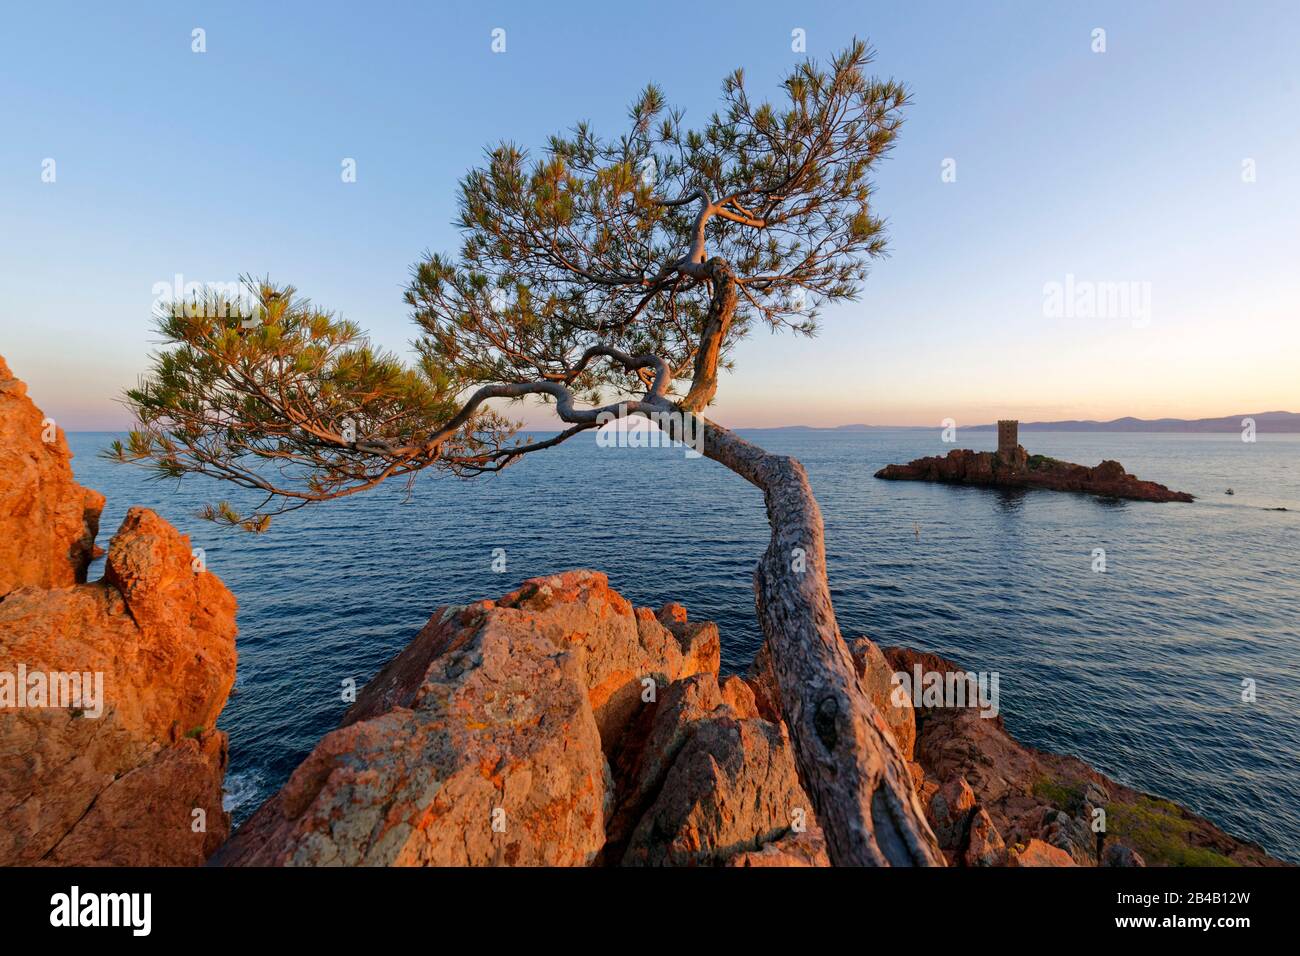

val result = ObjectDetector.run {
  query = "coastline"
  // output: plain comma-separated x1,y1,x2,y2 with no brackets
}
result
4,361,1293,864
57,426,1300,864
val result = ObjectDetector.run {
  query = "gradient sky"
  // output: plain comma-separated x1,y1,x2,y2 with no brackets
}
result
2,0,1297,429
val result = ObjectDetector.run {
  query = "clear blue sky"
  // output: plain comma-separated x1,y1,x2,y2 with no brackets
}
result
3,0,1297,428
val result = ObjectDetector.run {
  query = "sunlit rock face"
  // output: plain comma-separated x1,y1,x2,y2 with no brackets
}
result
0,355,104,596
0,354,237,866
214,570,827,867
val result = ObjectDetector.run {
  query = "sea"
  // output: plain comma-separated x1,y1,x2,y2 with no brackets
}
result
66,428,1300,863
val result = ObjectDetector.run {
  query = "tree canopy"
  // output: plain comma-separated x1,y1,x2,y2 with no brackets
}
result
111,40,907,528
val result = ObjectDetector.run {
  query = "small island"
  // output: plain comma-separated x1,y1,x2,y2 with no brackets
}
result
876,420,1194,503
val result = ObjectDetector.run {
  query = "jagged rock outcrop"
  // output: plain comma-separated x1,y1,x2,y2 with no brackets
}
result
213,587,612,866
928,775,977,855
621,714,814,866
0,356,104,595
964,807,1007,867
885,646,1282,867
875,446,1194,502
0,354,237,865
216,571,826,867
0,512,237,867
230,569,1276,868
1008,839,1076,867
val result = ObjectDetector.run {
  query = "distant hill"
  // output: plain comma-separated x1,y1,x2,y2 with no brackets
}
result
967,412,1300,433
754,423,881,431
747,412,1300,433
759,421,883,429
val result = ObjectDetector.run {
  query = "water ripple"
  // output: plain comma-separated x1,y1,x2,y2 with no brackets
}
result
67,428,1300,862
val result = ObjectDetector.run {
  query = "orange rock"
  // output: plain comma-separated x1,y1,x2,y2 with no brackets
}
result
963,807,1007,867
0,509,237,865
0,354,104,595
655,602,720,680
0,356,236,866
720,675,759,719
217,571,734,867
493,572,688,749
214,607,609,867
1009,838,1077,867
622,715,819,866
40,733,230,866
847,636,916,760
214,572,822,868
656,602,689,626
610,673,730,832
929,775,977,853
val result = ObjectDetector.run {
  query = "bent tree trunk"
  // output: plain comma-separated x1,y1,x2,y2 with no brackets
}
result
698,418,944,866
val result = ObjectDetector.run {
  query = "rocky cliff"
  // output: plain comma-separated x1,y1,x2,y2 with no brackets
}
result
0,355,238,865
876,446,1194,503
215,570,1278,867
0,357,104,594
213,571,824,866
1,355,1273,867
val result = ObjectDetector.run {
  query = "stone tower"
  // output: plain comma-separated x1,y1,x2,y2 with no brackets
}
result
997,420,1019,460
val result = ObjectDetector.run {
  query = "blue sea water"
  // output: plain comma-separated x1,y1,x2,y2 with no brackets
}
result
66,428,1300,862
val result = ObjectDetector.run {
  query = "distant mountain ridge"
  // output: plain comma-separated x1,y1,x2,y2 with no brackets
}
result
749,412,1300,433
967,412,1300,433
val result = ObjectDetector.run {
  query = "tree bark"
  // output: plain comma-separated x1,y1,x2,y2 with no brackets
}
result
657,254,941,864
695,417,944,866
